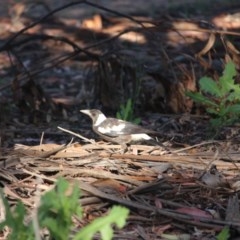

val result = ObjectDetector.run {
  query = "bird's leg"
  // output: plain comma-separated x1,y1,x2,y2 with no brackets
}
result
153,137,171,153
120,143,131,154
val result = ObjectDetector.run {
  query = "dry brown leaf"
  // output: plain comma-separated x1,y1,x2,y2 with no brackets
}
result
196,33,216,57
176,207,213,221
92,179,127,194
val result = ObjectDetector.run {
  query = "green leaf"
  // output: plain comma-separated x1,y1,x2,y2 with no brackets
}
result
231,84,240,95
38,178,82,239
227,104,240,114
217,106,230,117
116,98,141,124
206,107,219,115
226,88,240,101
199,77,221,96
219,61,237,93
74,206,129,240
216,226,230,240
186,91,218,107
125,98,132,120
0,191,35,240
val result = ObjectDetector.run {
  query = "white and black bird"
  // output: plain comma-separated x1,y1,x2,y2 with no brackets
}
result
80,109,164,147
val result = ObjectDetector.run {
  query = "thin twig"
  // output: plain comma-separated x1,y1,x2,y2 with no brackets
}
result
57,126,95,144
171,140,220,153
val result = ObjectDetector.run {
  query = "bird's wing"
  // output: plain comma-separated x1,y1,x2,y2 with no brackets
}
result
94,118,157,137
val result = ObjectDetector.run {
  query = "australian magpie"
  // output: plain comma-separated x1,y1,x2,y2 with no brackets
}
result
80,109,163,147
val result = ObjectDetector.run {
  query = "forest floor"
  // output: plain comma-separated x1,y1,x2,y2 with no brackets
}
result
1,0,240,239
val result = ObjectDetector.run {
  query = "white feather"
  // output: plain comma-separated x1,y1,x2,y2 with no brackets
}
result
98,123,126,134
95,113,107,126
130,134,152,141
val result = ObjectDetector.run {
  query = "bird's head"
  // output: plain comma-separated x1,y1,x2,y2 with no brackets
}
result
80,109,106,126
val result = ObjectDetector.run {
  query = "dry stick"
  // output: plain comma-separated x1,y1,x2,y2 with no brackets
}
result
80,196,102,206
172,140,220,154
21,168,56,183
6,34,97,57
198,148,220,180
35,166,142,186
57,126,117,153
99,151,240,171
3,185,33,207
40,132,44,145
58,126,95,144
38,144,69,159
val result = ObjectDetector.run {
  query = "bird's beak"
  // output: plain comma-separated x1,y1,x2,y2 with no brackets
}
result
80,109,90,115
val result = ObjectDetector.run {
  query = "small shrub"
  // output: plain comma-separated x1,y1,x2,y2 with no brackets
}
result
186,61,240,129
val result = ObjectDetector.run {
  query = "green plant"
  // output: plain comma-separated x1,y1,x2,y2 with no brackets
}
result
186,61,240,129
0,178,129,240
0,198,35,240
74,206,129,240
38,178,82,239
116,98,141,124
216,226,230,240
